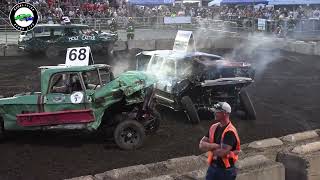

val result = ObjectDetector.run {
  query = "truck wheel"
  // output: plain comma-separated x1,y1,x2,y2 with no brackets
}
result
240,90,256,120
181,96,200,124
114,120,146,150
45,46,59,58
145,109,161,135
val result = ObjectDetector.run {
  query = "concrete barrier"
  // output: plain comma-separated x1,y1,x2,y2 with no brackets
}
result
237,161,285,180
276,141,320,180
163,155,207,174
211,36,241,49
236,155,285,180
282,40,296,52
181,168,207,179
294,41,315,55
144,175,174,180
0,45,4,56
5,45,27,56
95,164,151,180
281,130,319,143
155,39,174,50
315,42,320,56
94,155,207,180
248,138,283,149
128,40,156,50
142,155,285,180
66,175,97,180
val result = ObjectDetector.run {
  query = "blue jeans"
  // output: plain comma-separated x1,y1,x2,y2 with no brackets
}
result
205,165,237,180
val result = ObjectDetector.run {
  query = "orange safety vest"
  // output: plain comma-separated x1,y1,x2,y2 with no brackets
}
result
207,122,241,168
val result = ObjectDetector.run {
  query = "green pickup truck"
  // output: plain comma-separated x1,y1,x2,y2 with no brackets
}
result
0,64,160,150
18,24,118,58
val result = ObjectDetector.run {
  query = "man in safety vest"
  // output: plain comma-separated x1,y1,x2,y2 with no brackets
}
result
199,102,240,180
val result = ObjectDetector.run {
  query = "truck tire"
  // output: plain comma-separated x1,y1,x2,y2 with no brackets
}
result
240,90,256,120
45,46,59,58
0,117,5,141
181,96,200,124
114,120,146,150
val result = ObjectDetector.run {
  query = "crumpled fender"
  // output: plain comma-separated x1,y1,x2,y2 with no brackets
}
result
93,71,157,103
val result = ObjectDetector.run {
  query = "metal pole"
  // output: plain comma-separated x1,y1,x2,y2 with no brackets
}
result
4,23,7,57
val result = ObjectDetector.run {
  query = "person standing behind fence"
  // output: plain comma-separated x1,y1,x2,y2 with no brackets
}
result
126,17,135,40
109,18,118,33
199,102,240,180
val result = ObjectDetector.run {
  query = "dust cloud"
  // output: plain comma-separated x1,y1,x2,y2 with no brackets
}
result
193,19,286,79
225,33,284,79
109,54,131,77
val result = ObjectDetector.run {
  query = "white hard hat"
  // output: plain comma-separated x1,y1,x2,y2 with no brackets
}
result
210,102,231,114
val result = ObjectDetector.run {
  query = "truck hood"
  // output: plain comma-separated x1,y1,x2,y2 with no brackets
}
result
94,71,157,100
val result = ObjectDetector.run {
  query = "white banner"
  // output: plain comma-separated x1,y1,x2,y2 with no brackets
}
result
173,30,195,52
164,16,192,24
258,18,266,31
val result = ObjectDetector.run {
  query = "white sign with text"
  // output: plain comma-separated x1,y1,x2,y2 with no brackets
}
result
65,47,90,67
258,18,266,31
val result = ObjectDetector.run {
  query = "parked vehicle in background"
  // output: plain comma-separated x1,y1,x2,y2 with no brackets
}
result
18,24,118,58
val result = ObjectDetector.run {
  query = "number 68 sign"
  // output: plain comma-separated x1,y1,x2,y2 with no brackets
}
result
65,47,91,67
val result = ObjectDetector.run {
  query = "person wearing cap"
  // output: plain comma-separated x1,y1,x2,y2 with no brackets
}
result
126,17,135,40
199,102,241,180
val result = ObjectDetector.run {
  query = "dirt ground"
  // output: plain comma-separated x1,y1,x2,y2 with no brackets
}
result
0,49,319,180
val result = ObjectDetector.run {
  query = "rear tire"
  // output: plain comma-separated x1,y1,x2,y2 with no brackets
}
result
114,120,146,150
0,117,5,141
181,96,200,124
240,90,256,120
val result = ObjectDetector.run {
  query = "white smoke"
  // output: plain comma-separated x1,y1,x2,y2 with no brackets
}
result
110,54,131,77
193,18,286,79
224,33,285,79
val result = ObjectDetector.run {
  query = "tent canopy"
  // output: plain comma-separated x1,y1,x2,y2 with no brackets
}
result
221,0,269,5
208,0,223,6
268,0,320,5
128,0,175,5
183,0,201,3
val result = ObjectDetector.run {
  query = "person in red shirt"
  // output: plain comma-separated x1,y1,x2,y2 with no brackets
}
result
88,3,94,12
81,2,89,12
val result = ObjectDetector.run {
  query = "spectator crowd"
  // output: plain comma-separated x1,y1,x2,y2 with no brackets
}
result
0,0,319,24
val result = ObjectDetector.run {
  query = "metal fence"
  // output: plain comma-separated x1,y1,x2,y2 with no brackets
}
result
0,15,319,44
